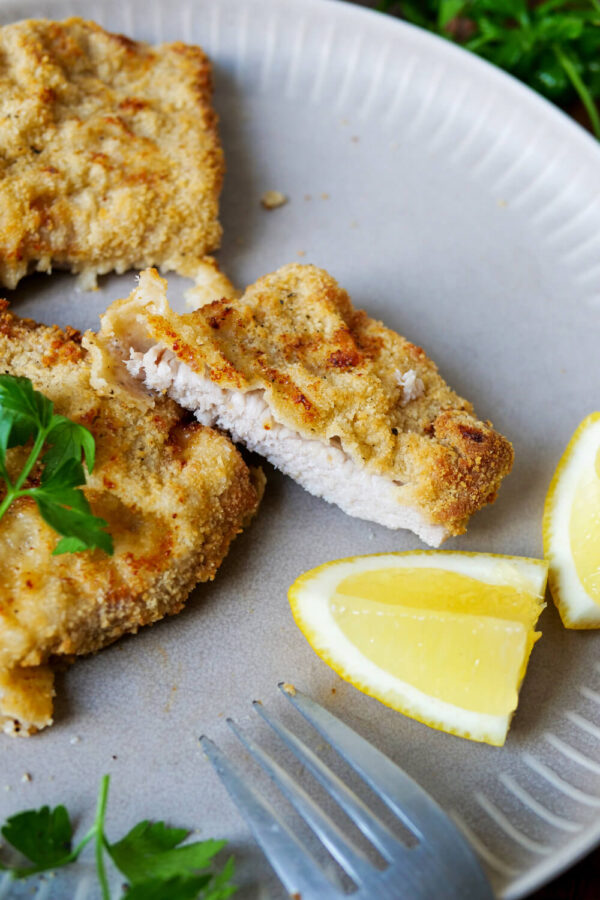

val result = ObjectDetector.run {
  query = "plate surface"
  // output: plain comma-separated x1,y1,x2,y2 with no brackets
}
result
1,0,600,897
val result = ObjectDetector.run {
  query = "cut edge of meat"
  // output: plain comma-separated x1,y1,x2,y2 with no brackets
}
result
125,344,449,547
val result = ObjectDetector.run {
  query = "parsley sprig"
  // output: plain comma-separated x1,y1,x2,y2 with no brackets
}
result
0,776,235,900
379,0,600,139
0,375,113,555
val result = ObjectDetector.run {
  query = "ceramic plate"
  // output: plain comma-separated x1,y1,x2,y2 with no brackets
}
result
1,0,600,897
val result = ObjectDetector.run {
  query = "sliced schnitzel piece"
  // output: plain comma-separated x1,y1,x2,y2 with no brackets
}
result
94,265,513,546
0,303,262,736
0,17,223,290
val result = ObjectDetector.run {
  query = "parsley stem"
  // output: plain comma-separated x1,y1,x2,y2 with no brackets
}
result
0,489,14,521
94,775,111,900
0,426,49,524
12,426,47,493
71,827,97,860
553,43,600,140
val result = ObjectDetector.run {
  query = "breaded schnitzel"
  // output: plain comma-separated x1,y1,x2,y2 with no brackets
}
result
0,303,262,736
96,265,513,546
0,17,223,290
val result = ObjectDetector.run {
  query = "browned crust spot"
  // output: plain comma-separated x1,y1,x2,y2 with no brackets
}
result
134,264,514,533
0,303,262,734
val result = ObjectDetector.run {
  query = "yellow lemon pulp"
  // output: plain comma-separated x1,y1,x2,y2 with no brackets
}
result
331,568,537,716
569,449,600,604
289,552,548,746
335,567,541,625
543,412,600,628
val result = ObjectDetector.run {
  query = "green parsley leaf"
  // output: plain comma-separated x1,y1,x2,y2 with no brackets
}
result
42,415,96,480
0,777,236,900
108,821,226,886
121,865,237,900
200,857,237,900
1,805,74,877
0,374,53,449
439,0,466,28
0,375,112,555
0,417,11,473
0,375,43,481
22,457,113,556
122,875,213,900
34,492,113,556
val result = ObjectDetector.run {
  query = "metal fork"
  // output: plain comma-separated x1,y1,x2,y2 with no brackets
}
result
200,684,495,899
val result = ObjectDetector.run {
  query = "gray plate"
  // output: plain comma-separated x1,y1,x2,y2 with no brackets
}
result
1,0,600,897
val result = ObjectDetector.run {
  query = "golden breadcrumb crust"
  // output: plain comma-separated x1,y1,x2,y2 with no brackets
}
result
108,265,513,535
0,302,261,735
0,17,223,289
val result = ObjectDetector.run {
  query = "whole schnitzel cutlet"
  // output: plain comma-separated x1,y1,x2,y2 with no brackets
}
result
93,265,514,546
0,17,223,290
0,303,262,736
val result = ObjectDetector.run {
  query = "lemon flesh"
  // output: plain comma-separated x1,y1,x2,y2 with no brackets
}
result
544,413,600,627
289,552,547,746
332,569,536,716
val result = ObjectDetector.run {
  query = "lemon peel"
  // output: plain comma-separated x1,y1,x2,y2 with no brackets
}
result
543,412,600,628
289,551,547,747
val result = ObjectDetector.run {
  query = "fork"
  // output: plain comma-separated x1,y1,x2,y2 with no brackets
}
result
200,684,495,899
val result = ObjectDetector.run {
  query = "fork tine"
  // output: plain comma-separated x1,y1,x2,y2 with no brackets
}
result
199,735,337,898
253,700,402,860
279,684,450,839
278,685,495,898
227,716,374,886
283,689,495,899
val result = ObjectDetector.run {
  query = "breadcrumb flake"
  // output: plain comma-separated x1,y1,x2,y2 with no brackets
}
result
261,190,288,210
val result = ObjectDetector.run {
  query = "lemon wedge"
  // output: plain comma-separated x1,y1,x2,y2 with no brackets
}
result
289,552,548,746
543,412,600,628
